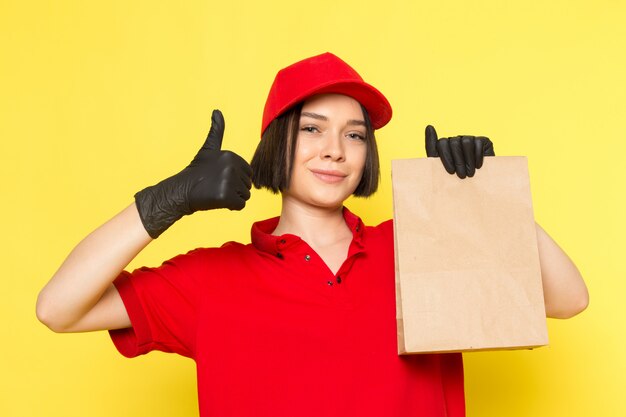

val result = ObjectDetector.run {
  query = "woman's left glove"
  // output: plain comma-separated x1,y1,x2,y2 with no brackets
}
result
425,125,495,179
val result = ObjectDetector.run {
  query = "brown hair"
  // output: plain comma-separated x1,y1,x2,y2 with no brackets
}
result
251,102,380,197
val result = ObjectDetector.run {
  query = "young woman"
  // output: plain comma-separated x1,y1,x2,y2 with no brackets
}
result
37,52,588,417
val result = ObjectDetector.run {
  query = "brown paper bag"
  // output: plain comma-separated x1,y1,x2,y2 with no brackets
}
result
392,157,548,354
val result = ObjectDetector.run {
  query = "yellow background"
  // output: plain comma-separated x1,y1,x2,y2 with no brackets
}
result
2,0,624,416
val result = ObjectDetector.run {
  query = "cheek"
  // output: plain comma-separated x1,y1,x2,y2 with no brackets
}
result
293,139,319,164
353,147,368,173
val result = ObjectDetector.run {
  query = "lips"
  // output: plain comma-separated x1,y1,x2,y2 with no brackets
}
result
310,169,348,184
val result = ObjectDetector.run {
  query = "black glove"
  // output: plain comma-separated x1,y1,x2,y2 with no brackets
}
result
135,110,252,238
425,125,495,179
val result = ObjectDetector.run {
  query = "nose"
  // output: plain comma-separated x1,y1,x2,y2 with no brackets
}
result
320,131,345,162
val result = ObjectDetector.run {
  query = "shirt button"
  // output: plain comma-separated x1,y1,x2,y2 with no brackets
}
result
327,281,334,286
336,276,342,284
304,254,311,261
276,252,284,259
356,225,360,232
280,239,286,244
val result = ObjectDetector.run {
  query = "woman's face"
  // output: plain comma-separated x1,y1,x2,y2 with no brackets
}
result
283,93,367,209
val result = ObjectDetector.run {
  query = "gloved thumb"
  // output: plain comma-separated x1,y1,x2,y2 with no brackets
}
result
201,109,225,151
425,125,439,157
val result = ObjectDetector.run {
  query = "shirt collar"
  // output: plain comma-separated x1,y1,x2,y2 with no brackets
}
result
251,206,365,255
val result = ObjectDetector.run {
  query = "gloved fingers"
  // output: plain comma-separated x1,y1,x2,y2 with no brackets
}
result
237,183,251,202
201,109,225,152
435,138,456,174
449,137,467,179
227,193,248,211
426,126,494,177
240,158,253,179
483,137,495,156
474,136,495,169
221,178,251,211
230,155,253,188
189,177,248,212
425,125,439,157
236,162,252,189
225,165,252,204
461,136,476,177
474,137,486,169
240,169,252,189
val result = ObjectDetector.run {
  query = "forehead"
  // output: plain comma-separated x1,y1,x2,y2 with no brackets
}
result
301,93,364,119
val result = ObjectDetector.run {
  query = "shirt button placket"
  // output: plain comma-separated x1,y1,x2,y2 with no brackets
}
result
276,239,287,260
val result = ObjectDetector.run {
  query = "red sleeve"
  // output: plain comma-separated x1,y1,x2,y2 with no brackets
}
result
108,249,206,359
441,353,466,416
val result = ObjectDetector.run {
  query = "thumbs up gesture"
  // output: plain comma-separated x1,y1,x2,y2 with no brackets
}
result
135,110,253,238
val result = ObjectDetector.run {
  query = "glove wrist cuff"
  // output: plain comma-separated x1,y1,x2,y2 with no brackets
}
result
134,184,186,239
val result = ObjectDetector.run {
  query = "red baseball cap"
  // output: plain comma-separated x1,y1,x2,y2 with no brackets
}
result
261,52,392,136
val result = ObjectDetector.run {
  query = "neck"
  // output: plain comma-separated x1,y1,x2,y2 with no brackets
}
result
273,197,351,249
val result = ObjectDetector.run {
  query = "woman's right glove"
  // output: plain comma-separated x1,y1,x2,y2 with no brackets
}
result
135,110,252,238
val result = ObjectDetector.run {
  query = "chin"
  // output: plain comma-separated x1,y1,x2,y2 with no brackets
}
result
284,178,358,209
305,190,352,209
307,197,346,210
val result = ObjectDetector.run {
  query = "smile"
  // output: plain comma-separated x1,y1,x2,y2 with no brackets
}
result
310,169,348,184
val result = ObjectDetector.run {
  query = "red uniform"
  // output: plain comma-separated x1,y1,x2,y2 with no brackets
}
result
110,208,465,416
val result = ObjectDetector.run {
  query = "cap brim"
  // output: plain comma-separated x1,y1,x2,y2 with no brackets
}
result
272,80,392,131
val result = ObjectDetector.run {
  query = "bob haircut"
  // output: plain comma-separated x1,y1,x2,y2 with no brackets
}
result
251,100,380,197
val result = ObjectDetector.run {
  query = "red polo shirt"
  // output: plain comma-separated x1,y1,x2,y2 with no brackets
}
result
110,208,465,416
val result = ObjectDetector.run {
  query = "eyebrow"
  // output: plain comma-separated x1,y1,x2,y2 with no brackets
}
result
300,111,366,127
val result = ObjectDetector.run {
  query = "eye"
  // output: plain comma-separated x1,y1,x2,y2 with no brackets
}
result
300,125,319,133
347,132,366,141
